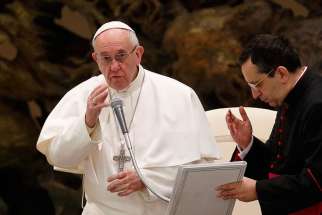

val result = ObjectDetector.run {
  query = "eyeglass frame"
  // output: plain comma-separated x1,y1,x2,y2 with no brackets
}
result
96,45,138,66
247,67,276,91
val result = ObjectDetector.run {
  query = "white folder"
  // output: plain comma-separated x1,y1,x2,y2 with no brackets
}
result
166,161,247,215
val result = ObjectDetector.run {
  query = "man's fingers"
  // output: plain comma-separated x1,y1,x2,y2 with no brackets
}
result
226,110,232,122
107,175,118,183
217,184,239,200
227,109,238,123
107,171,144,194
107,177,129,192
89,87,109,107
118,188,135,197
117,180,145,196
108,182,129,192
222,192,238,200
217,182,237,191
239,106,250,122
107,171,136,192
107,171,127,182
231,122,237,133
226,110,238,135
89,84,108,99
217,181,241,192
95,102,109,109
95,89,109,104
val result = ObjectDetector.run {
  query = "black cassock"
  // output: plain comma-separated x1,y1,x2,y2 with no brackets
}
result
232,69,322,214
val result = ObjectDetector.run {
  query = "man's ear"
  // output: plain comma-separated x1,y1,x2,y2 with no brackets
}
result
92,52,97,62
276,66,290,84
135,46,144,65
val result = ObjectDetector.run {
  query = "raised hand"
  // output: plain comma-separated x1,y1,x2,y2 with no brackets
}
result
107,170,145,196
225,106,253,149
85,84,109,128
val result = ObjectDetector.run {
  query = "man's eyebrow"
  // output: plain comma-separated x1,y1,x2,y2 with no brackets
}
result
99,51,111,56
99,49,127,55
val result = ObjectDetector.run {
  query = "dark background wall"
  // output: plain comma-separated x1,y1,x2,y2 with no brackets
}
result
0,0,321,214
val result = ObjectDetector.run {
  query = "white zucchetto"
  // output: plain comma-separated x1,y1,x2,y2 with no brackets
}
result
92,21,134,44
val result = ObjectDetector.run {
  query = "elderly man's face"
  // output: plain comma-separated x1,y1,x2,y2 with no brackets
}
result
92,29,143,90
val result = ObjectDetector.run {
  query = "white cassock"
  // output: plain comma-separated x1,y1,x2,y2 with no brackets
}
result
37,65,220,215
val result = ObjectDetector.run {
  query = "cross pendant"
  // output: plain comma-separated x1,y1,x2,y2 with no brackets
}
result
113,145,131,172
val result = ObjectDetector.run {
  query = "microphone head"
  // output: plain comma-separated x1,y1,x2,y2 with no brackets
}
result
110,97,128,134
111,97,123,109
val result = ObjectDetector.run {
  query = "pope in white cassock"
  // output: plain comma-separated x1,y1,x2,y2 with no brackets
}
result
36,21,220,215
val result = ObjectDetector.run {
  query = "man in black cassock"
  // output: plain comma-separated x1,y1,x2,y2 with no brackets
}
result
217,34,321,215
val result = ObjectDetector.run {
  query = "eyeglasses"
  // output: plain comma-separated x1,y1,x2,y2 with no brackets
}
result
97,45,137,66
247,68,275,91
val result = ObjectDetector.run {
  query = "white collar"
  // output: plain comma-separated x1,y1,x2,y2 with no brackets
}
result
293,66,307,87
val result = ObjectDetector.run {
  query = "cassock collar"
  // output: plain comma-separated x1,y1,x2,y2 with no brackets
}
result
283,66,312,107
109,65,144,97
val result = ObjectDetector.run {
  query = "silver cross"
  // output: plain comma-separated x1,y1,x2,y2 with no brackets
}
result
113,145,131,172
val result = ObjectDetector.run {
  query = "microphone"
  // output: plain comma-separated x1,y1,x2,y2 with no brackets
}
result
111,97,128,134
110,96,170,202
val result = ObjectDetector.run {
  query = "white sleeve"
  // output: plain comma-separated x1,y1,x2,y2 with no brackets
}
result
37,77,103,169
48,115,100,168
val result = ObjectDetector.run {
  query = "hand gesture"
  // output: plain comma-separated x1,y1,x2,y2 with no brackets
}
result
225,106,253,149
85,84,109,128
107,170,145,196
216,177,257,202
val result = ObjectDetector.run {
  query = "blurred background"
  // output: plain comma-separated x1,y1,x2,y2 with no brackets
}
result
0,0,321,214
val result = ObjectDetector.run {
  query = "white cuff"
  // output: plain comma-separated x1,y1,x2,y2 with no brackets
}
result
86,123,96,135
85,120,101,144
236,136,253,160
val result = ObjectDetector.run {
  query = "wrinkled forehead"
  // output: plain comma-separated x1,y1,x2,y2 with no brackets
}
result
94,29,132,51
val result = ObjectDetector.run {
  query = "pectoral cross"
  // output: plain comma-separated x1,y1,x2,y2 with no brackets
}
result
113,144,131,172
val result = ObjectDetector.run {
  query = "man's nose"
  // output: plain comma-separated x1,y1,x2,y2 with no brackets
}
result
251,88,261,99
110,58,120,71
